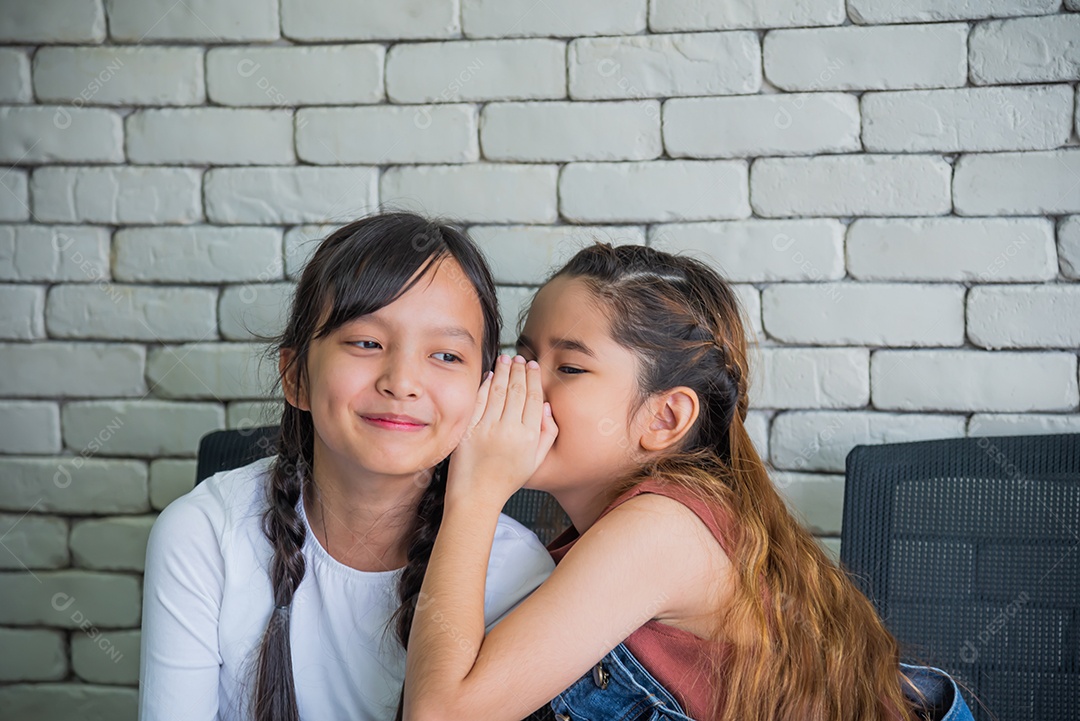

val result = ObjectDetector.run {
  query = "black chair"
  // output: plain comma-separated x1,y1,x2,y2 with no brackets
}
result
196,426,569,545
840,433,1080,721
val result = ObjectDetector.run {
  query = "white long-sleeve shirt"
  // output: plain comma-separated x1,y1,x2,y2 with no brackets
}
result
139,457,554,720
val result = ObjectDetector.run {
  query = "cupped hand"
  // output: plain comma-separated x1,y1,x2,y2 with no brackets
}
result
447,355,559,507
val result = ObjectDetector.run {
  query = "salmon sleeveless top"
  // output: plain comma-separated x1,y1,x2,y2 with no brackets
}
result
547,478,734,720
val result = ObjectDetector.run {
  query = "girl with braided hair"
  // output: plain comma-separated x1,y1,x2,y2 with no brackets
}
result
404,243,974,721
139,212,553,721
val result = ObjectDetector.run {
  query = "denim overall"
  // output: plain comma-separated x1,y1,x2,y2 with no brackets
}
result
548,643,977,721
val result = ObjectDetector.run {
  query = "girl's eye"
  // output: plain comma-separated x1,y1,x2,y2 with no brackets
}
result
558,366,586,375
433,352,462,364
352,340,381,349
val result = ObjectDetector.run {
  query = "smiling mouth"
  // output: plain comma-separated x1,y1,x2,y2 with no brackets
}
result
361,414,428,431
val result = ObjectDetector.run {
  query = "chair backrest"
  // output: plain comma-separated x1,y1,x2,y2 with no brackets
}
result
840,433,1080,721
196,426,569,545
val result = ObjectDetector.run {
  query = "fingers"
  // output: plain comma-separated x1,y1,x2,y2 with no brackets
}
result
521,359,545,429
480,354,512,426
537,402,558,465
468,370,493,428
501,355,529,423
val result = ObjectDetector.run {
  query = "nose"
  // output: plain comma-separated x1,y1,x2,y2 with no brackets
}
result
375,356,423,399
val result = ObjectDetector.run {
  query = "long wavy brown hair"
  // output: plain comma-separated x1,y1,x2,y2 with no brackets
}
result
553,244,920,721
255,212,499,721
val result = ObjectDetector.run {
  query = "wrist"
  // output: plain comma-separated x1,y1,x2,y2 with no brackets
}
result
444,480,508,516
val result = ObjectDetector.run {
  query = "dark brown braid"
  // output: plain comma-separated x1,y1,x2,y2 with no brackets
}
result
252,212,499,721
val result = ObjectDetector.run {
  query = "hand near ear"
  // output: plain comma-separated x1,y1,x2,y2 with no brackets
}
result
448,355,559,508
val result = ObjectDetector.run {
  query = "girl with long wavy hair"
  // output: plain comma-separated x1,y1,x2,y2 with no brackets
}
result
403,243,974,721
139,212,554,721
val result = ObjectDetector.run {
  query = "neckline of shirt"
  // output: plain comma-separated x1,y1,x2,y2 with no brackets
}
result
294,486,406,582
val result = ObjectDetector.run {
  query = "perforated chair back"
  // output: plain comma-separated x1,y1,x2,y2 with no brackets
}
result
840,433,1080,721
195,426,569,544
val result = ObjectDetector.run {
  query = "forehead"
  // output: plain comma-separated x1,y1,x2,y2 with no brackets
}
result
344,257,484,334
524,276,613,340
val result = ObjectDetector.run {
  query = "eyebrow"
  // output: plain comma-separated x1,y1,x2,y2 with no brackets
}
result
428,325,478,346
341,318,477,347
516,334,596,358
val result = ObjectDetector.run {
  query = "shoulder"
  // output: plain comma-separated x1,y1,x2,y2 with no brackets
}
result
489,512,554,575
482,514,555,628
149,457,273,552
573,491,732,597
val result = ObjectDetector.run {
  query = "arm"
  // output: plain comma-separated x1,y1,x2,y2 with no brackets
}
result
406,493,720,721
403,358,726,721
138,495,225,720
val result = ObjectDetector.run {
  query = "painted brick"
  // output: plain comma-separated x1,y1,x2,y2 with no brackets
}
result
770,410,966,472
751,348,870,409
871,351,1078,412
968,285,1080,350
298,105,478,165
0,513,69,569
664,93,860,158
0,629,67,681
382,164,558,224
219,283,293,341
649,219,844,282
862,85,1073,153
0,48,32,103
0,285,45,339
207,45,384,106
0,343,145,399
282,0,460,41
752,155,951,217
106,0,278,42
1060,216,1080,280
763,283,965,346
850,0,1059,23
970,15,1080,84
147,343,276,400
31,167,202,224
0,0,106,43
0,401,61,454
847,218,1057,282
45,285,217,342
33,46,205,105
954,150,1080,216
471,224,645,284
651,0,844,31
149,459,197,511
0,106,123,163
464,0,646,37
204,167,378,225
114,226,283,283
482,101,660,162
71,517,155,571
764,24,968,91
0,457,148,514
570,32,761,99
387,40,566,103
0,170,29,221
62,401,224,457
126,109,294,165
560,161,750,223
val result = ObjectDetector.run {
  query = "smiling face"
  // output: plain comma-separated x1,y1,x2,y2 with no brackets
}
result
287,257,486,485
517,276,652,495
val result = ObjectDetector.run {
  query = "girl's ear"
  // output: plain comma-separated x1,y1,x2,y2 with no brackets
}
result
279,348,310,411
639,387,699,452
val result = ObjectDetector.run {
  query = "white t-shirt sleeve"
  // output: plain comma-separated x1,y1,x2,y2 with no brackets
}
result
139,489,226,721
483,515,556,631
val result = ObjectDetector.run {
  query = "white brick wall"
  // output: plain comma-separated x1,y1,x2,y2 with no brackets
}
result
2,1,1078,713
764,24,968,91
569,33,761,99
